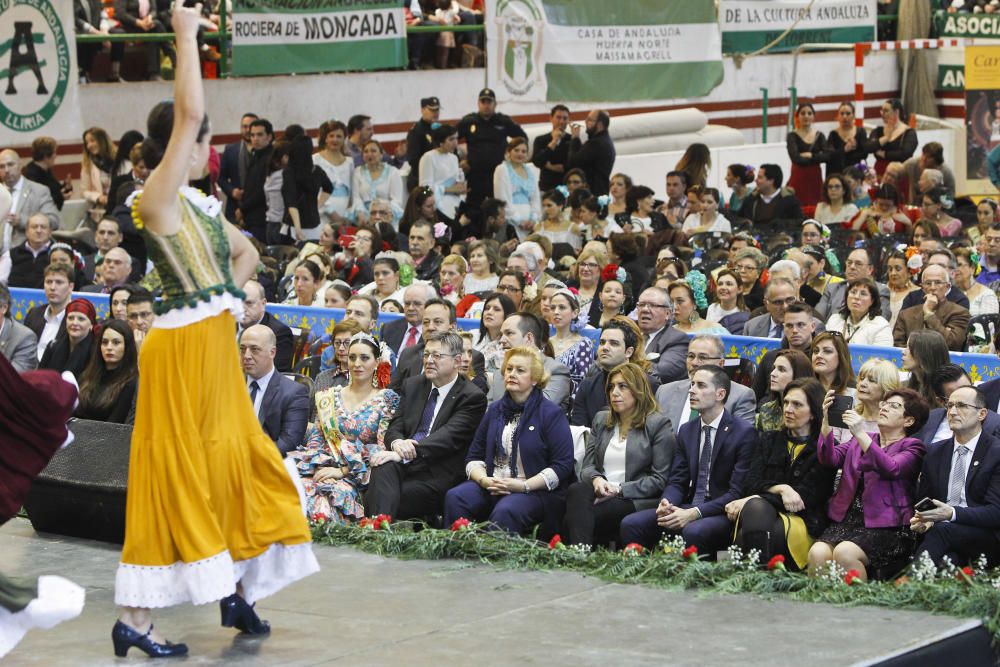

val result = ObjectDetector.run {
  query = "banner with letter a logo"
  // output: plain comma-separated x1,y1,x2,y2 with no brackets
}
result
231,0,406,77
486,0,723,103
0,0,81,145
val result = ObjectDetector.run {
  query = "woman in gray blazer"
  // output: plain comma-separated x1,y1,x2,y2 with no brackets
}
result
563,363,675,547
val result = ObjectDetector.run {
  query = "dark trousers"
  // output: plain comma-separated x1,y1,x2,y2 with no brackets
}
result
77,29,125,72
914,521,1000,567
465,169,494,209
619,507,734,555
444,481,547,535
562,481,636,548
733,497,796,568
121,20,175,75
365,461,454,520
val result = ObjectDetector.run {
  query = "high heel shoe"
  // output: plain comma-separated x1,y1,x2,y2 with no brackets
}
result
111,620,189,658
219,594,270,635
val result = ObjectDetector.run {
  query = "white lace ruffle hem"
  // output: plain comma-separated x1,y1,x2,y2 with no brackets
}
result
0,576,86,658
151,292,244,330
114,542,319,608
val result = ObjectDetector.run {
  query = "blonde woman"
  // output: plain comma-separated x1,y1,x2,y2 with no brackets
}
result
439,254,468,305
853,359,901,434
570,245,607,327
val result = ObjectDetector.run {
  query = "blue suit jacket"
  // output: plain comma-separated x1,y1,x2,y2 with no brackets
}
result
257,371,310,455
917,429,1000,533
662,410,757,519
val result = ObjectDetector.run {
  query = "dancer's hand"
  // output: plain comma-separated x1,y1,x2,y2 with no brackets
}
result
172,0,204,40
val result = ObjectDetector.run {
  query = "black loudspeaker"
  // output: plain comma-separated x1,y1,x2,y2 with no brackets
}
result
24,419,131,544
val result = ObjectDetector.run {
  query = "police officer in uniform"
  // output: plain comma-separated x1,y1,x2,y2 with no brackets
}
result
457,88,526,209
406,97,442,192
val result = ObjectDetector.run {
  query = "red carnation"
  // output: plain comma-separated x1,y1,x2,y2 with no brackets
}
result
682,545,698,561
548,534,564,550
623,543,643,556
957,566,975,581
372,514,392,530
767,555,786,571
376,361,392,389
359,517,372,528
601,264,620,282
844,569,862,585
450,517,471,531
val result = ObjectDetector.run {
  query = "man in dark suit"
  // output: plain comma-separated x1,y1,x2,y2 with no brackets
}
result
240,324,309,455
531,105,571,192
893,264,970,351
22,137,72,209
239,280,293,372
408,221,443,283
620,366,757,552
915,364,1000,445
0,283,38,372
566,109,615,197
635,286,688,384
115,0,174,80
911,386,1000,566
239,118,274,243
571,317,659,427
366,331,487,519
219,113,258,222
392,298,485,389
405,98,440,192
83,217,124,283
1,213,52,288
381,283,432,357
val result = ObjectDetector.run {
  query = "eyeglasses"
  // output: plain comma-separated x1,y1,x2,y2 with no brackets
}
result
333,339,352,348
766,297,798,307
636,302,669,310
578,262,600,269
879,400,905,411
735,264,758,272
847,289,871,299
945,401,980,412
922,280,948,287
685,354,721,363
422,351,458,362
497,285,522,294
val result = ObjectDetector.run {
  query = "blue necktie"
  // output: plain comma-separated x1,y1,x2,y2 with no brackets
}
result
413,388,439,442
772,323,784,340
249,380,260,404
693,425,713,505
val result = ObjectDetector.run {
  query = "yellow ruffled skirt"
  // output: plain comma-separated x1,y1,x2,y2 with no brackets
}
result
114,309,318,608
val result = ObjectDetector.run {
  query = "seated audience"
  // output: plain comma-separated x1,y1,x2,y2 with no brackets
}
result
572,317,658,428
565,363,675,547
239,280,293,372
815,248,891,322
488,312,572,410
756,350,814,432
547,289,595,402
668,279,726,335
732,247,768,311
315,318,366,394
727,378,835,570
884,250,919,329
853,359,902,436
125,288,156,352
656,334,757,432
76,320,138,424
381,283,432,356
811,331,855,398
81,247,133,294
911,386,1000,567
824,278,893,346
240,324,309,455
24,263,73,361
366,332,487,520
705,268,749,335
892,264,970,351
904,330,952,410
473,292,516,377
635,286,689,384
291,333,400,524
40,298,97,380
0,283,39,372
954,246,999,319
1,213,54,288
620,366,757,552
808,388,928,582
737,163,803,225
444,346,574,536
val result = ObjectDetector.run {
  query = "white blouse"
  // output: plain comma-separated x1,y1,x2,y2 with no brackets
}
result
603,426,627,486
419,150,465,219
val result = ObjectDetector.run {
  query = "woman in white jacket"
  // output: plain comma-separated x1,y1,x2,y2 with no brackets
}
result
492,137,541,240
824,277,893,347
418,124,466,222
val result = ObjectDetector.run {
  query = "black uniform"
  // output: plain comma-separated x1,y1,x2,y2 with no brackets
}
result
405,118,436,192
457,111,526,208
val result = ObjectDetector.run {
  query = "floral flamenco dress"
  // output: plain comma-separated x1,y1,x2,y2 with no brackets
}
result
290,387,399,524
114,187,319,610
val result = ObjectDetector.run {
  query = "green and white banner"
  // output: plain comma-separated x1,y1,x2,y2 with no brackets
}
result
936,10,1000,38
486,0,723,103
0,0,82,143
720,0,876,54
231,0,406,77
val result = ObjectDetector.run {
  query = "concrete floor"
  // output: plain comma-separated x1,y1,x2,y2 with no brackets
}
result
0,518,979,666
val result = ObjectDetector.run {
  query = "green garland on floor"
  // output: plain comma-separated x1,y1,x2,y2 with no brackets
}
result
314,519,1000,643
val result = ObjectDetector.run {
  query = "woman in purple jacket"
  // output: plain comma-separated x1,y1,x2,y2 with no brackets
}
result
807,387,928,581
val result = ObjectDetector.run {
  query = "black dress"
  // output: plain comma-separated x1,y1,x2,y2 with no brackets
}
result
39,332,94,381
817,476,915,570
75,376,137,424
864,127,918,178
826,127,869,177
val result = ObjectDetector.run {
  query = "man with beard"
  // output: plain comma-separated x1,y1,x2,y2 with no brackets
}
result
566,109,615,197
219,112,258,222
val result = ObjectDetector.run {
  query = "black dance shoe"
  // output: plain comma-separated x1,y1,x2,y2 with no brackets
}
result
219,594,271,635
111,620,189,658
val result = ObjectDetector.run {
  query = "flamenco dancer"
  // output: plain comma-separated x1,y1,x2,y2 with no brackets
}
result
112,2,318,657
0,190,85,659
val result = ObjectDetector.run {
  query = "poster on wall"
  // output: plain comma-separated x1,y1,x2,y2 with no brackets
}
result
231,0,406,77
719,0,876,54
0,0,82,145
485,0,723,103
964,45,1000,193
